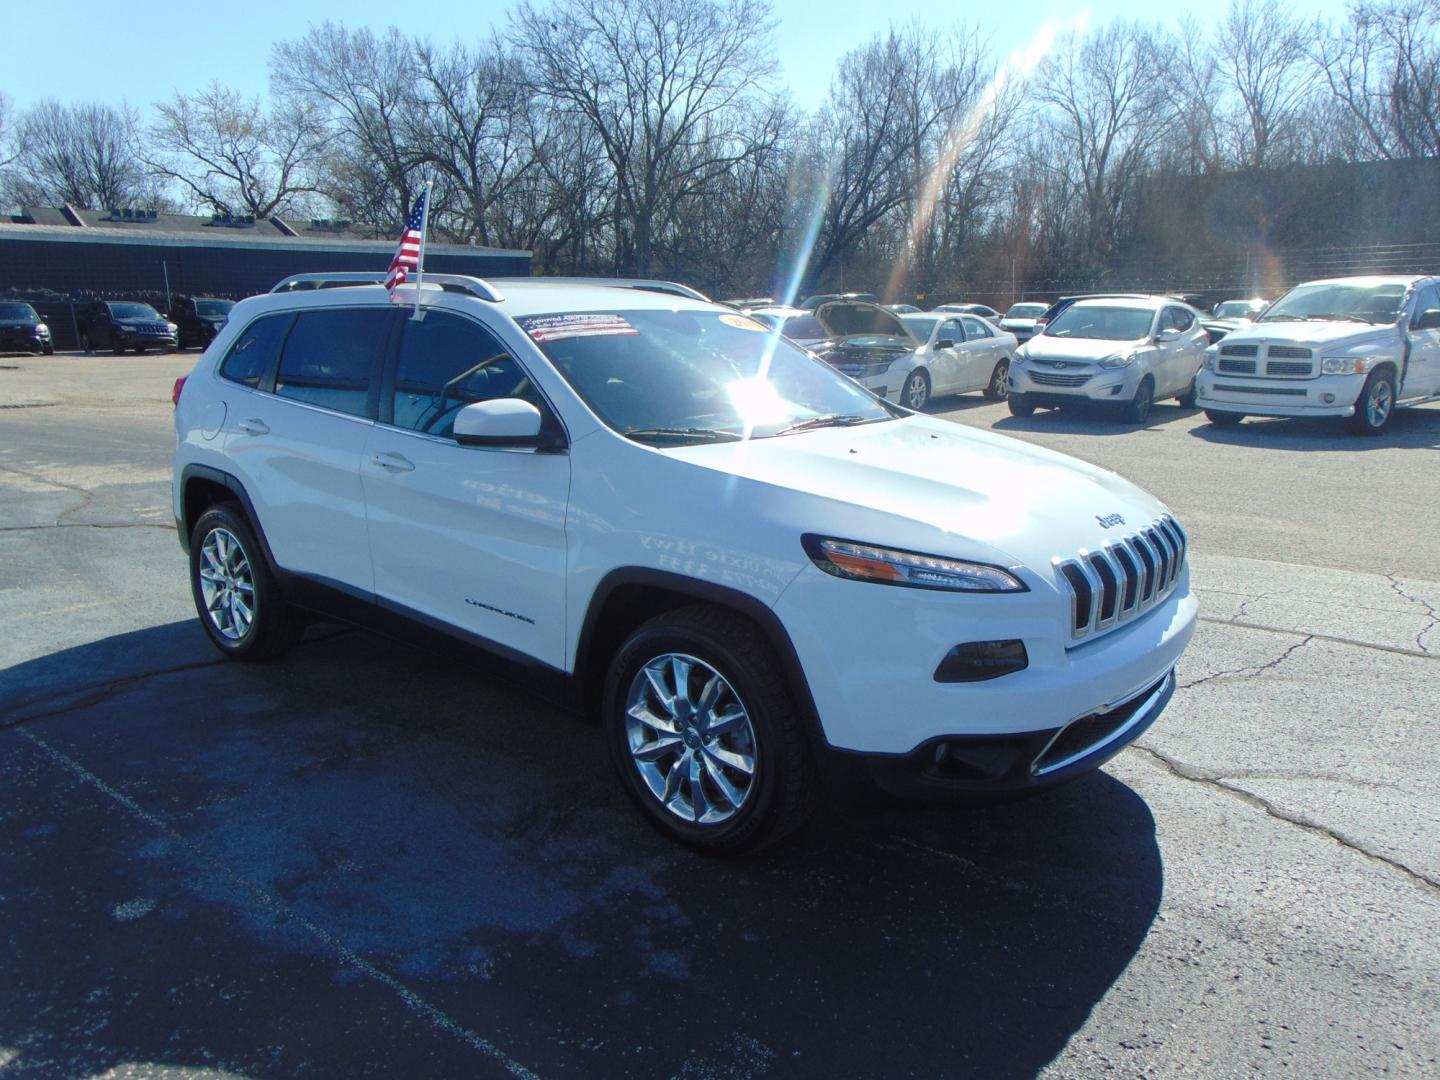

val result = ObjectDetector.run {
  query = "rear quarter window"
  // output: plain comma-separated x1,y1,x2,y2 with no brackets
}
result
219,313,293,388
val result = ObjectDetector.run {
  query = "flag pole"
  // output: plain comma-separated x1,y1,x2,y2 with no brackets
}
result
410,178,433,321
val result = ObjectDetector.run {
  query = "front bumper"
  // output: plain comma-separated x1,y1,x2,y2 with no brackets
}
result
772,560,1197,762
118,330,178,350
1009,363,1138,402
1196,370,1363,417
858,669,1175,798
0,327,50,351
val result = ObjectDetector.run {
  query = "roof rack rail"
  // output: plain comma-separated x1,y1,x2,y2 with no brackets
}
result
490,276,710,302
269,272,505,303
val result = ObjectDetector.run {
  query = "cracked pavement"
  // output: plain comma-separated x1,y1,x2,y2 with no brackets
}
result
1,354,1438,1077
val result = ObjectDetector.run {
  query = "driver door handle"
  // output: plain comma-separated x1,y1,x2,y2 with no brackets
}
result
238,418,269,436
371,451,415,473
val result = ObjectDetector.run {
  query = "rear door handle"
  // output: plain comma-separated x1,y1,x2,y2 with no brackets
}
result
371,451,415,473
238,418,269,436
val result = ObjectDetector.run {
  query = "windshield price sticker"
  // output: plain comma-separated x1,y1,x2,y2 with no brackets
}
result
719,313,766,331
523,314,639,343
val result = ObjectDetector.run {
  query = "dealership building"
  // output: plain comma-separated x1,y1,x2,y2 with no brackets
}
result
0,205,532,348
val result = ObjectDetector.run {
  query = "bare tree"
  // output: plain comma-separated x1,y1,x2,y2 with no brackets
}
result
1317,0,1440,159
410,37,537,245
148,84,326,218
512,0,784,276
1216,0,1321,167
1031,23,1177,264
271,23,427,230
6,99,150,209
0,91,16,171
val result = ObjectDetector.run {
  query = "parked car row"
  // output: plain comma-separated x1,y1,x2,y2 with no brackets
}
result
0,296,236,356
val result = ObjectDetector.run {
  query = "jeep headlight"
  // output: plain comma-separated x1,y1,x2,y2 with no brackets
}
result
803,536,1026,593
167,322,179,333
1100,354,1136,369
1321,356,1365,375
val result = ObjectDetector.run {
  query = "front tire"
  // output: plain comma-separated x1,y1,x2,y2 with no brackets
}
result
1204,409,1244,426
603,605,816,854
1008,393,1036,417
901,368,931,411
189,503,302,661
983,358,1010,401
1347,369,1396,436
1177,379,1197,408
1120,376,1154,424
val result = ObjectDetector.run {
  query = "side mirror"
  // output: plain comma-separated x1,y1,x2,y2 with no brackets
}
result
1156,327,1182,342
934,338,956,349
1414,308,1440,331
453,399,559,449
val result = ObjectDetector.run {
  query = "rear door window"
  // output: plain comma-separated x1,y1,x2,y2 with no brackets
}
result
274,308,394,418
961,316,992,340
219,313,292,388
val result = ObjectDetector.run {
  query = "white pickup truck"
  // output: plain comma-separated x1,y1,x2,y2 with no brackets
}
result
1196,275,1440,435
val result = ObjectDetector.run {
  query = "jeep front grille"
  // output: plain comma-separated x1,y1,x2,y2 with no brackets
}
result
1220,344,1258,357
1054,515,1187,643
1267,345,1311,359
1218,357,1257,374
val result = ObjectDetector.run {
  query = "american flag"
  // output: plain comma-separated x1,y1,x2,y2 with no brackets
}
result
384,188,429,296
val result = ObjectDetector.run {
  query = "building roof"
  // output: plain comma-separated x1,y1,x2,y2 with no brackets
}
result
0,216,528,259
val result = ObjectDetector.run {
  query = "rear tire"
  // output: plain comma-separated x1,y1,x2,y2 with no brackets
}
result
982,358,1010,401
1177,380,1198,408
603,605,817,854
1204,409,1244,426
1008,393,1036,417
189,503,303,661
1346,369,1396,436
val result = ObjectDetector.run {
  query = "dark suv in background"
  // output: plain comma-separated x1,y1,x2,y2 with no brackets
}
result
169,296,235,350
77,300,178,354
0,301,54,354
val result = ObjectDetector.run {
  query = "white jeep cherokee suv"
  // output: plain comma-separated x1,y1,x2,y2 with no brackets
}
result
173,273,1197,852
1196,275,1440,434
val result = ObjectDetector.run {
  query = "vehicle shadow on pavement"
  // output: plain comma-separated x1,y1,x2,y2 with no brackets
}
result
1,622,1163,1079
992,402,1197,435
1187,406,1440,450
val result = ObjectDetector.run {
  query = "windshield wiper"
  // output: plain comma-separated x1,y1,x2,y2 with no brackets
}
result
773,414,874,436
624,427,743,444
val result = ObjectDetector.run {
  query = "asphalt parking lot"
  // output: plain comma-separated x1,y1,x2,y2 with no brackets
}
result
2,351,1438,1078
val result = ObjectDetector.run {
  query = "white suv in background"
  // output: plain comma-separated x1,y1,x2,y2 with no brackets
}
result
173,273,1197,852
1009,297,1209,422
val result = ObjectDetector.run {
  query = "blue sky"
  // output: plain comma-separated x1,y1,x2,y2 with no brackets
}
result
12,0,1352,115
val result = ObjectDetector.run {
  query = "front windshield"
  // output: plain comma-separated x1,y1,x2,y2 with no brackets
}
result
1214,301,1260,319
902,316,939,340
1043,305,1155,341
195,299,234,317
110,302,161,320
0,302,39,320
1258,283,1406,324
523,309,895,444
1006,303,1047,318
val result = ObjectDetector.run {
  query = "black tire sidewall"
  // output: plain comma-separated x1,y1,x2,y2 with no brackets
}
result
1009,393,1035,416
985,359,1010,400
1125,376,1154,423
189,505,286,659
603,616,790,852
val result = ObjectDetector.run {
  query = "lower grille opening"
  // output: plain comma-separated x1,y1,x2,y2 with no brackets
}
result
1031,675,1168,775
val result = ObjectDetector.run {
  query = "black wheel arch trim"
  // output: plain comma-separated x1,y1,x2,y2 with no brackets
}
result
177,464,277,566
574,567,827,744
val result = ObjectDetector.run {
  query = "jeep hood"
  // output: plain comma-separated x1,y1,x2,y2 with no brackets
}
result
673,415,1168,575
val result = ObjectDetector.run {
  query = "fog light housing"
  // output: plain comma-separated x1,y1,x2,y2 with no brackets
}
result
934,639,1029,683
1322,392,1336,404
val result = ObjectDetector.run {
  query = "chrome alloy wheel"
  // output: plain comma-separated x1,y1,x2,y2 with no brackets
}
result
198,527,255,641
991,360,1010,399
624,653,757,825
1365,379,1393,427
